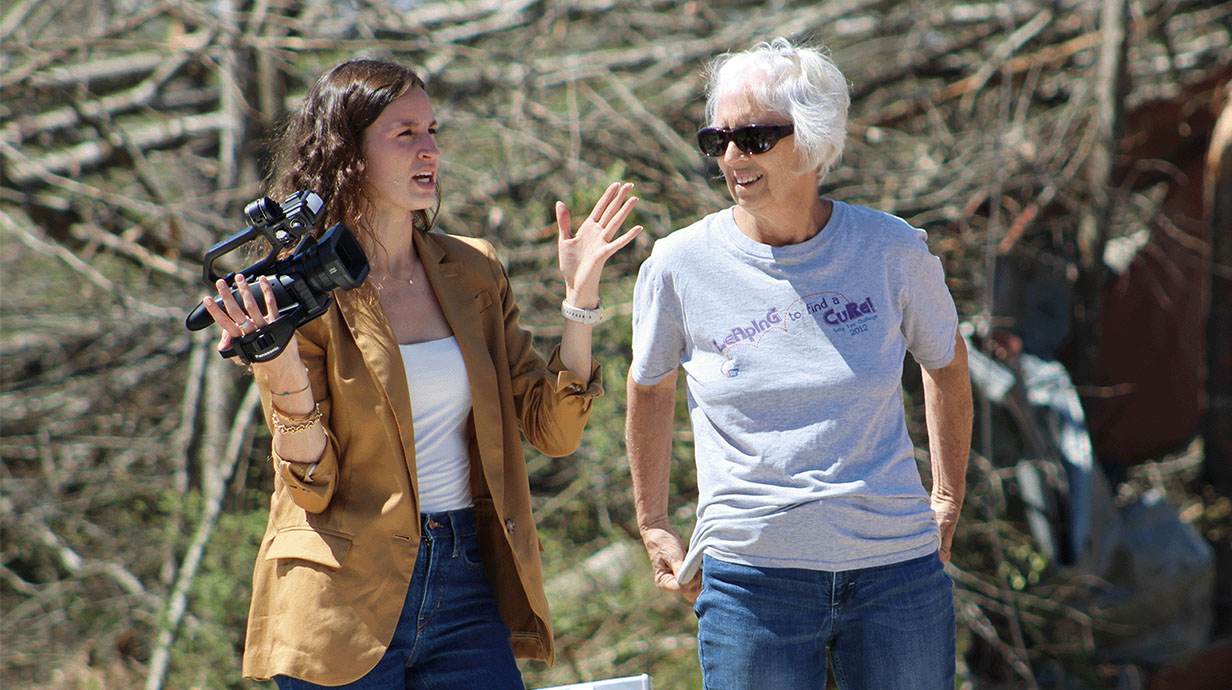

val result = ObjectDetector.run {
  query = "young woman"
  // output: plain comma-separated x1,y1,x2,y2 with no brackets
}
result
201,58,641,689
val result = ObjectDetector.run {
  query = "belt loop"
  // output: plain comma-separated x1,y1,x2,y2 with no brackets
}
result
448,512,462,559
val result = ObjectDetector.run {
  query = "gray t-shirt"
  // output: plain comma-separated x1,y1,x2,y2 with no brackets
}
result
630,201,958,582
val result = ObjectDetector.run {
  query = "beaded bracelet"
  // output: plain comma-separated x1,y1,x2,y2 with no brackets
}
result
271,402,322,434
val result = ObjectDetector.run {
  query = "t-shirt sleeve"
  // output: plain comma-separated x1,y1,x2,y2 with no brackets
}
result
630,249,686,385
899,228,959,369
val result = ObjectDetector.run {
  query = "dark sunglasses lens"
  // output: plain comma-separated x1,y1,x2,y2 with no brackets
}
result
697,129,727,157
698,125,791,156
734,128,775,155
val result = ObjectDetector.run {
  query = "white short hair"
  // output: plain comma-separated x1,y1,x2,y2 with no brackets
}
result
704,38,851,181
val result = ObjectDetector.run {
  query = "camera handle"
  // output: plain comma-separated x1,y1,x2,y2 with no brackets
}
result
201,226,263,286
202,194,320,286
220,303,310,364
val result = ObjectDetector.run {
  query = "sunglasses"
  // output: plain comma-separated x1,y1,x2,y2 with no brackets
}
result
696,124,795,157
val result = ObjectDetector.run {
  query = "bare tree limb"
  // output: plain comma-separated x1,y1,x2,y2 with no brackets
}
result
2,112,228,186
0,206,182,318
1071,0,1129,386
2,40,209,143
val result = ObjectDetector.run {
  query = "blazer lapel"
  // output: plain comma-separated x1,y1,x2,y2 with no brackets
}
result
416,230,505,490
335,285,417,465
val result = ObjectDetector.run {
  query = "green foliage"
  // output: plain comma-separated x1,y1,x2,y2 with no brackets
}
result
521,297,701,687
165,501,267,690
521,535,702,690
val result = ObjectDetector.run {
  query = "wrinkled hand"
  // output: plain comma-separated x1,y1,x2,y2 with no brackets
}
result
640,525,701,603
199,274,300,373
931,493,962,563
556,182,643,307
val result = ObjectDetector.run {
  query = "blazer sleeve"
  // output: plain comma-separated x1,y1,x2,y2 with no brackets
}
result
255,318,342,514
488,250,603,457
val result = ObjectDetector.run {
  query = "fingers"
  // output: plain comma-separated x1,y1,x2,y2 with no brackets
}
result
258,276,279,322
202,287,243,339
933,502,958,563
598,182,634,226
200,296,235,350
200,274,274,362
569,181,640,239
591,225,644,267
555,201,572,241
587,182,622,223
236,275,266,328
643,526,696,600
938,519,957,563
216,277,250,329
651,554,700,603
680,574,702,603
652,560,686,593
653,567,682,592
202,274,264,340
601,195,640,240
607,224,644,256
200,290,230,328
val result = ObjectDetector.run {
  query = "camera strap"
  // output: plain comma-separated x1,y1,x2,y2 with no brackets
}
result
219,304,311,364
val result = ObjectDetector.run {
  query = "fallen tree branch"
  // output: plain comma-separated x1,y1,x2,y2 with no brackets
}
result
1,40,209,143
0,206,183,319
3,111,227,186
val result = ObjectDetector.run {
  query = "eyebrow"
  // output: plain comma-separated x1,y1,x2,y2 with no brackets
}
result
392,120,438,129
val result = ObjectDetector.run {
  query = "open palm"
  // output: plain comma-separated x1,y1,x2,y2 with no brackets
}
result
556,182,643,302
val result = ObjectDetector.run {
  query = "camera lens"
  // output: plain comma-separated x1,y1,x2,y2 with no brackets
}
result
291,223,370,294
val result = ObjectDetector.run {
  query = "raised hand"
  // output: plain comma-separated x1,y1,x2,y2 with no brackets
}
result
555,182,644,307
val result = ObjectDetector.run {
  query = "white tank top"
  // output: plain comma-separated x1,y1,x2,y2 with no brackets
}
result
399,336,473,513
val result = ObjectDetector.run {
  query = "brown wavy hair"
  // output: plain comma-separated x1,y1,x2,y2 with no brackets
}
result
268,58,439,252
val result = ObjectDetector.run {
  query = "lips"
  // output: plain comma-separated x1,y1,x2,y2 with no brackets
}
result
733,172,762,186
411,170,435,187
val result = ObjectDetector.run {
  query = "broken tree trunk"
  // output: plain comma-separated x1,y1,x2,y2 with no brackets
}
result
1206,94,1232,491
1071,0,1129,387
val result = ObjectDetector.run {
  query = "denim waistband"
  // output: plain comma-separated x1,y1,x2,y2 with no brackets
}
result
421,506,476,540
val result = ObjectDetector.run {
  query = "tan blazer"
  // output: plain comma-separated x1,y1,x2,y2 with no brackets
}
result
241,228,601,685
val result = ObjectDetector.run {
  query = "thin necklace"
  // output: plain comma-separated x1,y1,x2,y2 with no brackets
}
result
374,270,415,289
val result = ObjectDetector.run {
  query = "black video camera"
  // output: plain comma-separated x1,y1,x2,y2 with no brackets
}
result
184,191,369,363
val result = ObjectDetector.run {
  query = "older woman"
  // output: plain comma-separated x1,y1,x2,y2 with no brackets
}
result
626,38,972,689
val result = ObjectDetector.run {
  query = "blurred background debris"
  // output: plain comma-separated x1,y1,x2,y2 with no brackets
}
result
2,1,1229,688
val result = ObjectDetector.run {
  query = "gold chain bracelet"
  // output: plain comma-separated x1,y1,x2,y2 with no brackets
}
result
271,402,322,434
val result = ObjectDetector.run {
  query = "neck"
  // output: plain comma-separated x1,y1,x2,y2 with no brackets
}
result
734,196,832,247
365,209,421,278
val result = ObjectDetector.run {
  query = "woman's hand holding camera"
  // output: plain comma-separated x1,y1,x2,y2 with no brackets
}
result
202,273,322,463
200,274,304,386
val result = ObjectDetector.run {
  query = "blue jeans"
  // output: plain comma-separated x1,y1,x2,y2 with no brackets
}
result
275,508,524,690
695,552,955,690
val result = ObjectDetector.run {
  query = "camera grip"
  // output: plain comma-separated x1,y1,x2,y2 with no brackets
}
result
219,304,307,363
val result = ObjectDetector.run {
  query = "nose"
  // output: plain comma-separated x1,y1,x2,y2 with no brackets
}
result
418,134,440,160
722,139,746,164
